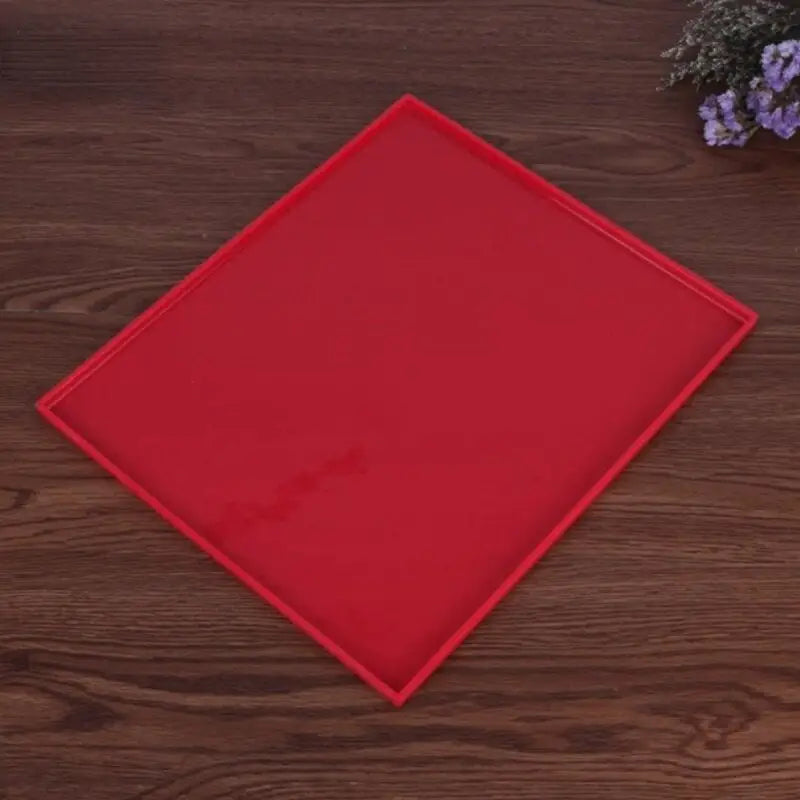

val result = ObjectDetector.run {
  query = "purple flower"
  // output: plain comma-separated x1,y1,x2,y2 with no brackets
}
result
747,75,800,141
692,40,800,147
698,95,719,122
746,76,774,117
698,91,756,147
762,102,800,139
761,40,800,93
747,76,776,131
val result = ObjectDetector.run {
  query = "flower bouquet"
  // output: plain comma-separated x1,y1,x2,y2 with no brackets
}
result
663,0,800,145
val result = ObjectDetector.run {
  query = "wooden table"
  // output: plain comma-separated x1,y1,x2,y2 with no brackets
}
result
2,2,799,798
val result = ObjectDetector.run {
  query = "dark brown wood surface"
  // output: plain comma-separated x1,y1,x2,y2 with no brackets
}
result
2,1,799,798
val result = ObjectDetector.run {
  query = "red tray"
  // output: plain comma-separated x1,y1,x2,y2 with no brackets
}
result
38,95,757,705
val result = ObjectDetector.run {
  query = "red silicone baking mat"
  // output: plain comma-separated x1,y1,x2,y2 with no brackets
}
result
38,95,757,705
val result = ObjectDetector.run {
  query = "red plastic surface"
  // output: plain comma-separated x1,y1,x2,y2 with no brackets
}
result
37,95,757,705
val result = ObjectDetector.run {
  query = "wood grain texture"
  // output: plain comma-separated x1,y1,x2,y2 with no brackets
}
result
2,1,799,798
